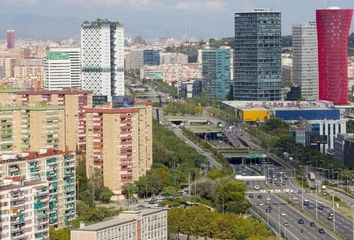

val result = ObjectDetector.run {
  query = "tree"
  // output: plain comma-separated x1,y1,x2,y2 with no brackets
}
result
215,180,250,214
49,226,70,240
122,183,138,199
99,187,114,203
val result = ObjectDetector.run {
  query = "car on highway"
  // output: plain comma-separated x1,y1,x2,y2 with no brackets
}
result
257,195,262,199
248,194,254,198
327,215,333,220
266,196,271,201
280,212,286,217
328,211,334,216
298,219,304,224
319,228,325,234
265,206,272,213
254,185,260,190
303,199,309,206
318,205,324,210
293,196,298,200
258,202,264,206
283,222,289,227
309,222,315,227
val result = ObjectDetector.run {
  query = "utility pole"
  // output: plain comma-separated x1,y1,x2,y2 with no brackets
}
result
188,174,191,195
302,177,304,211
332,192,336,232
315,184,318,220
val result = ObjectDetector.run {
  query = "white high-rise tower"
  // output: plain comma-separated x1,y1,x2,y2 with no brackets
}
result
81,19,125,101
292,22,318,100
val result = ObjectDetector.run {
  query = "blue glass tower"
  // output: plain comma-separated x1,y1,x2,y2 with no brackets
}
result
202,47,231,99
234,9,282,100
143,49,160,65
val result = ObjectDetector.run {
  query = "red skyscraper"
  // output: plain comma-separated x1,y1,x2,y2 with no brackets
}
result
6,30,15,49
316,8,353,105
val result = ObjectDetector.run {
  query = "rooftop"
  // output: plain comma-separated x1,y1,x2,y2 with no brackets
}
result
73,209,167,232
0,105,64,111
222,100,336,110
0,149,73,164
16,88,92,95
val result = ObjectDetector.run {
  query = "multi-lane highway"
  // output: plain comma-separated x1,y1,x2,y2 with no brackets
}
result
235,165,339,240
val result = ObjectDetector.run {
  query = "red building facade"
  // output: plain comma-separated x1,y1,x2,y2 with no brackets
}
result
316,8,353,105
6,30,15,49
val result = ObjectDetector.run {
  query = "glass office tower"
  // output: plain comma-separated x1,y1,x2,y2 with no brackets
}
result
233,9,282,101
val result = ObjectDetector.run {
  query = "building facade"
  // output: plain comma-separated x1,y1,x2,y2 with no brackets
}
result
0,149,76,227
335,134,354,168
143,49,160,66
44,52,71,90
81,19,125,100
85,102,152,194
0,178,49,240
160,52,188,65
15,89,93,152
202,47,231,99
316,8,353,105
71,209,168,240
6,30,15,49
234,9,282,101
50,47,82,89
292,22,318,100
0,105,65,155
140,64,201,85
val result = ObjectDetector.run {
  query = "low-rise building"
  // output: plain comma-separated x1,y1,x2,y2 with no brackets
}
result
222,100,347,152
71,208,168,240
334,133,354,168
140,64,202,85
176,79,203,98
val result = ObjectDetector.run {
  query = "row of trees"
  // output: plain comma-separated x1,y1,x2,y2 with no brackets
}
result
76,159,114,207
168,206,271,240
124,121,206,198
164,101,203,115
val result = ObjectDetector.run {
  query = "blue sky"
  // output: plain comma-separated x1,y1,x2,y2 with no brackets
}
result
1,0,353,39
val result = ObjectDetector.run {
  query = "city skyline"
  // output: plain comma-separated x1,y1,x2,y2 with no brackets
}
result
1,0,353,40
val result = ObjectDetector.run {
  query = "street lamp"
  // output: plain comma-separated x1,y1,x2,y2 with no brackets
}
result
301,176,304,211
278,206,282,236
332,191,336,233
315,184,318,220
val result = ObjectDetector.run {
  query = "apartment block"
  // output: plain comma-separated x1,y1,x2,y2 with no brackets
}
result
0,105,65,154
71,208,168,240
0,178,50,240
0,149,76,227
140,63,202,85
85,102,152,194
15,89,93,151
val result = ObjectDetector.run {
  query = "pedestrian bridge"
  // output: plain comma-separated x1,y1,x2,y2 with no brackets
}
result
235,175,266,181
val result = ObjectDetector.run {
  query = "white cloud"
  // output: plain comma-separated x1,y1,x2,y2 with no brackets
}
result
0,0,40,4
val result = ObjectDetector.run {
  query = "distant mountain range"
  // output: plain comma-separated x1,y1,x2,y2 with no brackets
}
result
0,13,82,41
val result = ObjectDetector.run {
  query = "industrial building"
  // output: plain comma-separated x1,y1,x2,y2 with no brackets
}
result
222,100,348,152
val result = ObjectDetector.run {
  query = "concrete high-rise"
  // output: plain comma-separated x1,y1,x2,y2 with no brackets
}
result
81,19,124,101
0,149,76,227
6,30,15,49
233,9,282,101
85,101,152,195
292,22,319,100
202,47,231,99
316,8,353,105
50,47,82,89
44,52,71,90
